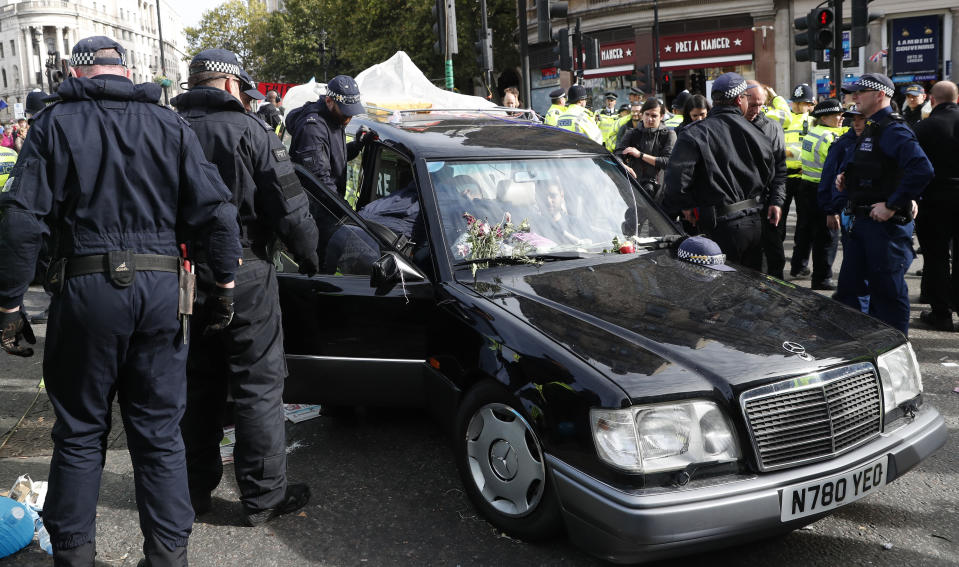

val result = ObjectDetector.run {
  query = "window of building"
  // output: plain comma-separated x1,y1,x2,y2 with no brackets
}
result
2,70,7,89
1,44,4,58
10,41,14,57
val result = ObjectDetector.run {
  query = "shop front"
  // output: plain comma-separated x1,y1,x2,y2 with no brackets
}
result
658,27,756,105
888,13,944,94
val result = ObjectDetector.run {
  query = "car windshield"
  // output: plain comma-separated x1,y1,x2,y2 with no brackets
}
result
427,157,679,263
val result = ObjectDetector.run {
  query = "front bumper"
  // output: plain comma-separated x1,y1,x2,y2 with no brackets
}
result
549,406,947,564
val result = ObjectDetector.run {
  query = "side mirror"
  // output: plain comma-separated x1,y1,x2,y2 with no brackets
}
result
370,252,424,295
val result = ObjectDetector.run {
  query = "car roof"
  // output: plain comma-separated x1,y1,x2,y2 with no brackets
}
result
349,112,609,161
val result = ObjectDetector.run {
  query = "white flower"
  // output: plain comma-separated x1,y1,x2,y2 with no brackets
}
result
504,212,512,224
477,222,489,237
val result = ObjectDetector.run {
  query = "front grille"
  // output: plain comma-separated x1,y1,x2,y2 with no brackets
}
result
741,363,882,471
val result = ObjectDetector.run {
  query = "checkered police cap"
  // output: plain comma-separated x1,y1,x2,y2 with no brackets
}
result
843,73,895,97
677,236,736,271
711,72,748,100
857,77,894,97
70,36,126,67
189,49,243,79
812,99,843,117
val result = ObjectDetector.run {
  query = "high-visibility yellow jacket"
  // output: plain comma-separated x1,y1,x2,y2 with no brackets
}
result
556,105,604,144
763,95,791,127
800,124,847,183
663,114,683,130
543,104,566,126
596,110,621,151
784,111,813,176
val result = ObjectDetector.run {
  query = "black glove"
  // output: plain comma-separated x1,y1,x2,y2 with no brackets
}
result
1,310,36,357
297,252,320,277
202,286,234,336
357,126,379,146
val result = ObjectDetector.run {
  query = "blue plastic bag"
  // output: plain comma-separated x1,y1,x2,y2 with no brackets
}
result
0,496,34,558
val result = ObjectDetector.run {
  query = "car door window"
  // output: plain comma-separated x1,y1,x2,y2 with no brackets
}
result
344,133,364,209
276,169,383,276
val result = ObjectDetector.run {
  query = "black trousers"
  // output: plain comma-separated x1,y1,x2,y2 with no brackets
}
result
44,272,192,561
797,180,839,284
760,205,785,279
181,259,289,513
706,211,763,271
916,203,959,316
790,177,814,274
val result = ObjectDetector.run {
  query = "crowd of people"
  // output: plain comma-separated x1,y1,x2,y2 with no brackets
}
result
543,73,957,336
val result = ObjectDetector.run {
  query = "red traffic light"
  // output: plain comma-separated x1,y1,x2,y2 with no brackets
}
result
817,8,833,26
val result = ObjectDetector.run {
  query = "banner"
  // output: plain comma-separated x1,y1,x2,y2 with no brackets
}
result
256,82,298,98
891,15,939,75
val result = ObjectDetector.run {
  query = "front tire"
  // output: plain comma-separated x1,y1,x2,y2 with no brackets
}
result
453,381,563,540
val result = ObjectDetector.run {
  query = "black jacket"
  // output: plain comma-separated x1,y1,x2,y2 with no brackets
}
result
662,105,777,214
172,87,318,267
902,104,923,129
256,102,283,131
749,113,787,208
0,76,242,307
285,97,363,198
614,125,676,188
914,102,959,204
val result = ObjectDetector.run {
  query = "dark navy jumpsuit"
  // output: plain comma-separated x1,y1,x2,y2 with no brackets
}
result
171,86,319,515
834,107,934,334
0,75,240,559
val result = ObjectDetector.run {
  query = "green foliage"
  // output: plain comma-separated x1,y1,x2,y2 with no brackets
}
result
189,0,519,95
183,0,269,75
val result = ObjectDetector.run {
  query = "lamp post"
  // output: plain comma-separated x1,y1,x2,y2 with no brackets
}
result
155,0,169,105
318,30,337,83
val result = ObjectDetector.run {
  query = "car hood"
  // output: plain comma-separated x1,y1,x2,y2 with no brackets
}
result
466,251,904,402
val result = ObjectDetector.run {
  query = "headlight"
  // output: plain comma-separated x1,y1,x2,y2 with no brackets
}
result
877,343,923,413
590,401,741,474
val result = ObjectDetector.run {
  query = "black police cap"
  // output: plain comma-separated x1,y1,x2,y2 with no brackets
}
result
25,90,50,115
189,48,244,78
71,36,126,67
549,87,566,99
238,69,265,101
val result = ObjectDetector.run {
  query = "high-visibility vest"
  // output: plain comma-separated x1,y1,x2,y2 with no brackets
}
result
0,147,16,188
543,104,566,126
555,105,604,144
784,111,812,176
800,124,847,183
596,111,621,151
663,114,683,130
763,95,791,127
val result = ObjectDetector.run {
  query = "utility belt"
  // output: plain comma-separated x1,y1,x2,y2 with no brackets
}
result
844,203,914,225
193,246,267,265
694,196,763,232
47,252,180,292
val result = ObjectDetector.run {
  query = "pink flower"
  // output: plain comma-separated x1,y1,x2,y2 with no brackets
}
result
464,213,476,226
504,212,512,224
477,222,489,237
456,243,471,258
496,227,504,238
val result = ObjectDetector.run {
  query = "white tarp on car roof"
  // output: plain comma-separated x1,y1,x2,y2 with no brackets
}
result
280,51,495,120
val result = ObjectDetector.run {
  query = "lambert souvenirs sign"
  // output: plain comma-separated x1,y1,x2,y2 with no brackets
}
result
660,29,753,61
891,15,940,75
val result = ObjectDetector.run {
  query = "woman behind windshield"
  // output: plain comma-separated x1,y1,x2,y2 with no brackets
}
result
676,94,711,133
614,98,676,202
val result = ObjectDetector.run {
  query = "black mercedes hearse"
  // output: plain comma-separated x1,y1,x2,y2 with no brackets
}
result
274,109,946,564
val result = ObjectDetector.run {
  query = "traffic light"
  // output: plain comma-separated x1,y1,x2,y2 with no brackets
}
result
552,28,572,70
810,7,835,51
662,72,671,92
635,64,652,95
584,37,600,70
431,0,445,56
474,28,493,71
851,0,879,48
794,7,834,64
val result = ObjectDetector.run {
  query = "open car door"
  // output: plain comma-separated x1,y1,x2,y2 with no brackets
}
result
276,164,434,407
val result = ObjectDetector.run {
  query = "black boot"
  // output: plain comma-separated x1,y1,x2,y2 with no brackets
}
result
53,542,95,567
245,483,311,526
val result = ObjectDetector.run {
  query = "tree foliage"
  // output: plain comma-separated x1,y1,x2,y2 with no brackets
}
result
183,0,269,75
190,0,519,95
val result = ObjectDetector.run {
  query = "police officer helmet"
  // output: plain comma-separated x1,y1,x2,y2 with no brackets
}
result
671,90,690,111
567,85,588,103
789,83,816,103
604,91,618,100
70,36,126,67
843,104,862,116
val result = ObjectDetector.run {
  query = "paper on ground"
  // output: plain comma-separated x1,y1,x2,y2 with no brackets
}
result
220,426,236,465
284,404,322,423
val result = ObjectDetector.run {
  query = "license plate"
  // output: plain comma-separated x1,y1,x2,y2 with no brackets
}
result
780,455,888,521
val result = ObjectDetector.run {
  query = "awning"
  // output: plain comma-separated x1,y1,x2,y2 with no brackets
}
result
660,54,753,72
583,64,633,79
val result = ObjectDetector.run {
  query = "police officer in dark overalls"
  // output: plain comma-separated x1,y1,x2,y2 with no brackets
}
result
171,49,320,526
0,36,242,567
835,73,934,335
663,73,782,270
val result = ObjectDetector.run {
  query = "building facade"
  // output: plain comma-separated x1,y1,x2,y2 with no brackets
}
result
0,0,190,121
525,0,956,114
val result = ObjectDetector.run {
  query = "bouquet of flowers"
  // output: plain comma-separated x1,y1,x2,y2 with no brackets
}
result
458,212,534,276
